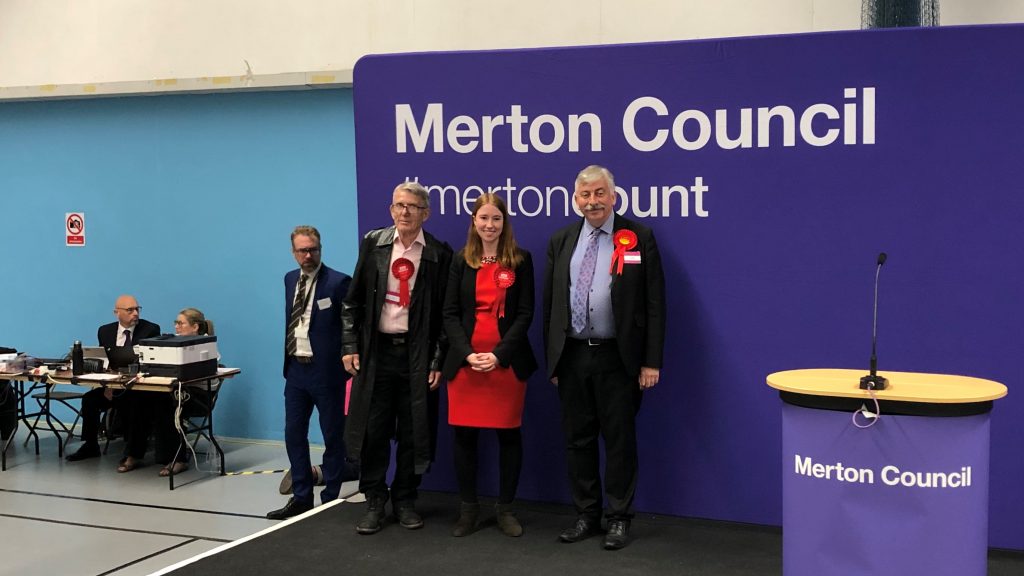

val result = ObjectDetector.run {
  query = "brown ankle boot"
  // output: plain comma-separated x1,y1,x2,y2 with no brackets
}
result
496,503,523,537
451,502,480,537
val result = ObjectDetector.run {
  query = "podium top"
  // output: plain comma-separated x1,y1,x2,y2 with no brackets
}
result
767,368,1007,404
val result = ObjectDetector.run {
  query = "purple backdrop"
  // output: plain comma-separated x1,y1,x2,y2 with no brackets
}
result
352,25,1024,548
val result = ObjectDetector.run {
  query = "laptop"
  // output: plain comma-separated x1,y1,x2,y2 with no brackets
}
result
82,346,107,361
105,346,139,371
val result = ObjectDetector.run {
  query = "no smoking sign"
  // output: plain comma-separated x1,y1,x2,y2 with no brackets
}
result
66,212,85,246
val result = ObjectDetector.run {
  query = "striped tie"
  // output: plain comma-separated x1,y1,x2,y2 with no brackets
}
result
285,274,308,356
571,229,601,333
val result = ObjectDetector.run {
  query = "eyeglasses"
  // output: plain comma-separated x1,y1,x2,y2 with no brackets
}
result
116,306,142,313
293,247,321,255
576,189,610,200
391,202,427,214
173,320,187,326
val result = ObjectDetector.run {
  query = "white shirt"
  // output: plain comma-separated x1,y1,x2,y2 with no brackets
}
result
292,265,320,357
117,324,134,346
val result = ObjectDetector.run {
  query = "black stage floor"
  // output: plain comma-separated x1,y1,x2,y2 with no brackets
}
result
167,491,1024,576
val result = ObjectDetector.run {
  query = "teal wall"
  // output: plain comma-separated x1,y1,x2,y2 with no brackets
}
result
0,89,359,442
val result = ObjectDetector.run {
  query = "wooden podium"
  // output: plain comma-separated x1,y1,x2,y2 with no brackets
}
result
767,368,1006,406
767,369,1006,576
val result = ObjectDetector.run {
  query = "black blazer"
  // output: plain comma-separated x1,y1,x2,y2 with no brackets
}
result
97,319,161,348
442,249,538,382
543,215,666,380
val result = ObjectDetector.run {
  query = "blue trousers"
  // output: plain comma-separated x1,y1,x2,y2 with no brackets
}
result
284,360,353,504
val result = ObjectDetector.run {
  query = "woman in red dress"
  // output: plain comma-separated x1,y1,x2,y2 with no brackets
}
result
442,193,538,537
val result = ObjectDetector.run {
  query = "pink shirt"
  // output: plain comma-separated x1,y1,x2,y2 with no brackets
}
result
378,228,425,334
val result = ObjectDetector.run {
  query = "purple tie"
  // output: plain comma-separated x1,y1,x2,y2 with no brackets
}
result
572,229,601,333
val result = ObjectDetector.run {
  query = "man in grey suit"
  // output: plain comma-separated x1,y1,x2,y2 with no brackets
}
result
544,165,666,550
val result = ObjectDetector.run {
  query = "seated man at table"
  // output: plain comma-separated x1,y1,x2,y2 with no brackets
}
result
66,295,160,469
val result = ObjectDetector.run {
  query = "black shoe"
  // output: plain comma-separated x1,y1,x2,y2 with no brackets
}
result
356,496,387,535
266,497,313,520
66,443,101,462
394,504,424,530
559,517,601,543
603,520,630,550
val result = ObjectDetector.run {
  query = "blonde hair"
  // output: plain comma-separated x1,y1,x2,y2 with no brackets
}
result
463,193,523,269
179,307,215,336
290,225,321,246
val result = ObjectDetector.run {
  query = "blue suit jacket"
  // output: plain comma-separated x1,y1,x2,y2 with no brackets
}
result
283,264,352,386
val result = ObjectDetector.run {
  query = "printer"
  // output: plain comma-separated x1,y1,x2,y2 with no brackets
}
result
138,335,219,380
0,352,25,374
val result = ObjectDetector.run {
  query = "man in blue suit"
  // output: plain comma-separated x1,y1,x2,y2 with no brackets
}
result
267,225,356,520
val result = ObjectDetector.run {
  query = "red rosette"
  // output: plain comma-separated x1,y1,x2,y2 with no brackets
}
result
492,266,516,318
610,229,639,275
391,257,415,307
494,266,516,289
614,229,638,250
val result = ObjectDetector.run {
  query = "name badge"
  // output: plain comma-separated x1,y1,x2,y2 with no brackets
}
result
317,297,332,310
624,251,642,264
384,291,401,304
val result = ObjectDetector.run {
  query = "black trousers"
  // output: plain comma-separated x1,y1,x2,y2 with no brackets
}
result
556,339,642,521
79,388,149,459
453,425,522,505
79,387,120,445
152,388,214,466
359,339,421,504
124,393,164,461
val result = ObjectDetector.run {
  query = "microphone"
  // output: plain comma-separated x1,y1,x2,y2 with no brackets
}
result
860,252,889,390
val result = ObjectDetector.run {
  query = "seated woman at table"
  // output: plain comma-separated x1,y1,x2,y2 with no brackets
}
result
152,307,217,477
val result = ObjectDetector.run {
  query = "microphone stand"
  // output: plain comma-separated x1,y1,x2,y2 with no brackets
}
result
860,254,888,390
